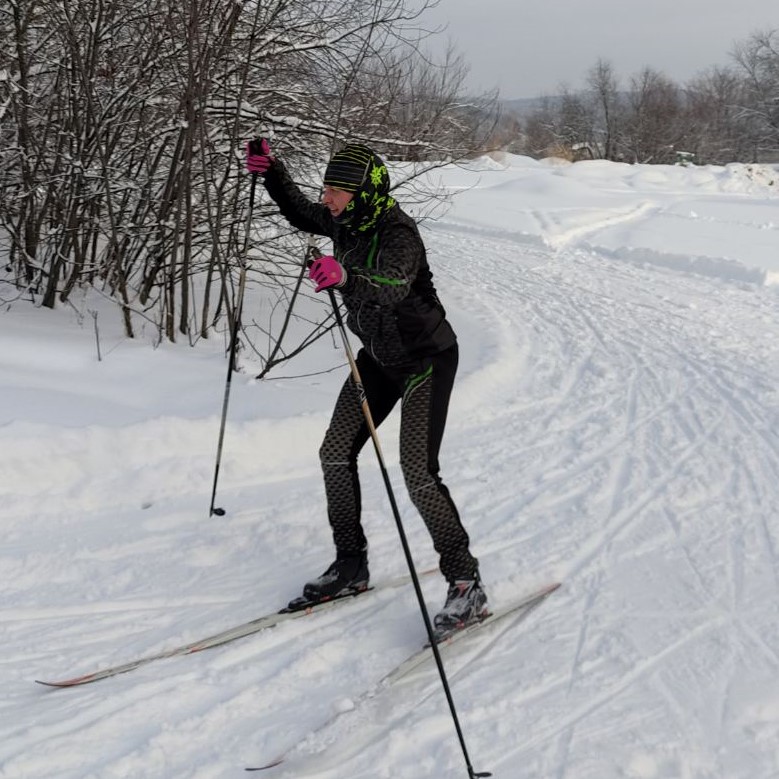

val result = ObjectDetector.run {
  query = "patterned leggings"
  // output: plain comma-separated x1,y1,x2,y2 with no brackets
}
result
318,344,479,583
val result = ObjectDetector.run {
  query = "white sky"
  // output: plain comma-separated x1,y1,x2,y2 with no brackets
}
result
423,0,778,98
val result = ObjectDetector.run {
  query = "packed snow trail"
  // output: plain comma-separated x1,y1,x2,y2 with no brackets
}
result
427,226,779,779
1,158,779,779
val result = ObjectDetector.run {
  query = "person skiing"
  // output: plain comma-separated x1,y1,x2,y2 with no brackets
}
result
245,139,487,632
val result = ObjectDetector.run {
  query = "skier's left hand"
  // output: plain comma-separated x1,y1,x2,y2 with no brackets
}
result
245,138,274,175
308,255,346,293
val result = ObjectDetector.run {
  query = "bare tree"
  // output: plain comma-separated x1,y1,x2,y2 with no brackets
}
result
1,0,497,373
732,29,779,160
587,59,621,160
622,67,683,163
685,67,753,163
557,87,595,153
521,97,559,158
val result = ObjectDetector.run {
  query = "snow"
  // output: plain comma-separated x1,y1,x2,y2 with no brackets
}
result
2,154,779,779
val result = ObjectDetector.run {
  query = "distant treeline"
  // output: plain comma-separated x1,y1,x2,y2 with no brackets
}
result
494,30,779,165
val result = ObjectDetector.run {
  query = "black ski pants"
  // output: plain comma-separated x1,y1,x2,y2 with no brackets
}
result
318,344,479,583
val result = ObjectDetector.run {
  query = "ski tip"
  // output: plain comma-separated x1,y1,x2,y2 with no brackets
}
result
35,670,102,688
546,581,563,594
245,757,284,771
531,581,562,599
35,678,84,688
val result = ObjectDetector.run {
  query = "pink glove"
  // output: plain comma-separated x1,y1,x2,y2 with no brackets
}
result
308,255,346,293
245,138,273,175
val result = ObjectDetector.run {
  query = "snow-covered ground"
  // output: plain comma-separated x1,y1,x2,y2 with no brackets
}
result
1,155,779,779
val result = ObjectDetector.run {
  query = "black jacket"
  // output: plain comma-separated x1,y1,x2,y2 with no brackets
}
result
263,161,457,371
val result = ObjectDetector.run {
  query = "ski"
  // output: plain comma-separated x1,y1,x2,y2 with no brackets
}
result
246,581,561,772
396,581,560,679
35,571,434,689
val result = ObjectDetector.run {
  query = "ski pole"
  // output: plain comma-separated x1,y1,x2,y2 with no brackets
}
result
308,244,491,779
209,161,259,517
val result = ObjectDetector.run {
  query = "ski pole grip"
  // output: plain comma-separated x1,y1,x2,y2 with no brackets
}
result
306,244,322,269
248,137,268,156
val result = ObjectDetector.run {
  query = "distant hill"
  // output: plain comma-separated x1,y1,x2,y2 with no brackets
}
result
501,95,562,119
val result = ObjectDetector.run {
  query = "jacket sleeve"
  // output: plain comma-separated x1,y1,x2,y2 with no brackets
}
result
340,223,421,306
262,160,334,238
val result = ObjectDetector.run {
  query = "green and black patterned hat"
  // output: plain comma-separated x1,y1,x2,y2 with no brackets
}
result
323,144,374,193
324,143,396,233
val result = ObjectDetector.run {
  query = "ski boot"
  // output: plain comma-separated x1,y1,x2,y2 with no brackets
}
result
285,550,369,612
433,576,489,641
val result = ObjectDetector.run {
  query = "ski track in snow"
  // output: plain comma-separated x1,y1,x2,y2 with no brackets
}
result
2,160,779,779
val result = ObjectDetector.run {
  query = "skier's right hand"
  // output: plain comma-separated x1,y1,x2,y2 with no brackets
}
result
308,254,346,293
246,138,274,175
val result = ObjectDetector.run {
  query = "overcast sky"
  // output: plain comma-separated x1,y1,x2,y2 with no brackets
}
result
423,0,777,98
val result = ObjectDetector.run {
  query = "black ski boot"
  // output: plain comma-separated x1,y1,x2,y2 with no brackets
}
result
286,551,369,611
433,576,489,640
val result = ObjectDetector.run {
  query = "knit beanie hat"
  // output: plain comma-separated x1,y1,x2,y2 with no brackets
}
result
323,143,396,233
323,144,373,193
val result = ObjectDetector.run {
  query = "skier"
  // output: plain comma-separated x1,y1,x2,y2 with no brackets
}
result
245,139,487,632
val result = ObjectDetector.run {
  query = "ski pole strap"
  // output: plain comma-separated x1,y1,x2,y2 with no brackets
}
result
306,243,322,268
